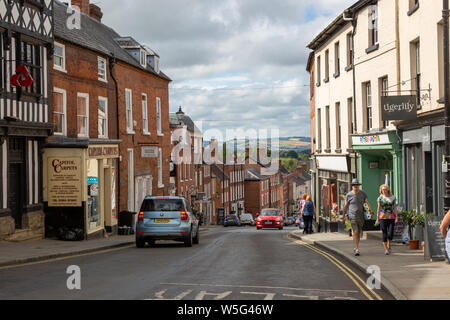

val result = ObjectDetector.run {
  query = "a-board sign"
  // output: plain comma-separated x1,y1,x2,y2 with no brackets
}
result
424,216,446,261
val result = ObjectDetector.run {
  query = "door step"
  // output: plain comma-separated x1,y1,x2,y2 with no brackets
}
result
5,229,44,242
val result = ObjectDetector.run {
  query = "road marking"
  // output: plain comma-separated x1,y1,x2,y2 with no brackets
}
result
195,290,232,300
0,244,135,271
160,282,359,294
240,292,275,300
146,289,193,300
286,233,383,301
282,293,318,300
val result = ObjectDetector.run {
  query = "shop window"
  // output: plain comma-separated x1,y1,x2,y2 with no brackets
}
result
87,159,100,231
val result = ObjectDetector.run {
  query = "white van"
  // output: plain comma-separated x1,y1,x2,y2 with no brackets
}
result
240,213,255,226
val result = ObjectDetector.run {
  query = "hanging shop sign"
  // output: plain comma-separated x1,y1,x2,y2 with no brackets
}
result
10,65,34,87
48,157,82,207
381,95,417,121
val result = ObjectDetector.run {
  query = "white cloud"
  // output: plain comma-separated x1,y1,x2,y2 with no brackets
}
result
99,0,356,138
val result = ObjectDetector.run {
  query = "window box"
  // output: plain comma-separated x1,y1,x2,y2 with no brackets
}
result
365,43,379,54
407,2,419,16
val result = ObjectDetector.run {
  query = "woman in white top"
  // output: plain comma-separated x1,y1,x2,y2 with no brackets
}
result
440,210,450,263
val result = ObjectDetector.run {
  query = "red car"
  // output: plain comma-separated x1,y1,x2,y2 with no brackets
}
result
256,209,284,230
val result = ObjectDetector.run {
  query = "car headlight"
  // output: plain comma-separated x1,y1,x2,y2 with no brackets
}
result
276,217,281,222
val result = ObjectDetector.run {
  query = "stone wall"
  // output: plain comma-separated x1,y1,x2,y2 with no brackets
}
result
0,216,15,240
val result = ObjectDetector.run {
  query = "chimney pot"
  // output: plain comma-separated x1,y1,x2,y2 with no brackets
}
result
89,4,103,22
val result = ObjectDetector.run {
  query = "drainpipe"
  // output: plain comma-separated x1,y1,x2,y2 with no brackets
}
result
343,10,358,179
109,55,121,212
443,0,450,215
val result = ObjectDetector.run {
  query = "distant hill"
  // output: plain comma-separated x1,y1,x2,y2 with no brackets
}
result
203,136,311,153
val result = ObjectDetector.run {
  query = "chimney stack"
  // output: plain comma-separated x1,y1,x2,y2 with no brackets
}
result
89,4,103,22
71,0,90,15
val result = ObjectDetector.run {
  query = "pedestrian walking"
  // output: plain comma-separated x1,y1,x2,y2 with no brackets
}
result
342,179,374,256
376,184,398,255
440,209,450,263
299,194,308,233
301,195,315,234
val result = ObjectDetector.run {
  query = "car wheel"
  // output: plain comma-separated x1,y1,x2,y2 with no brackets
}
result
193,227,200,244
136,237,145,248
184,229,193,247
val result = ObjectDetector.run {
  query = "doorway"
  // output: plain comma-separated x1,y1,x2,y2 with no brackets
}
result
8,137,26,229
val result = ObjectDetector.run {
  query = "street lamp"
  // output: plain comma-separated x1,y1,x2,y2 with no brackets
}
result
444,0,450,215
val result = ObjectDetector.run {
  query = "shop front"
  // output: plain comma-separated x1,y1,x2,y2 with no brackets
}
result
401,123,446,216
351,132,403,229
315,155,355,233
43,142,120,240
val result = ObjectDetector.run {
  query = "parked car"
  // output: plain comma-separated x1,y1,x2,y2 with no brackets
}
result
135,196,200,248
287,216,296,226
224,214,241,227
240,213,255,226
256,208,284,230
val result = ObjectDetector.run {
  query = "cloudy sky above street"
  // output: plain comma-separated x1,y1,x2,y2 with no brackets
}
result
98,0,356,139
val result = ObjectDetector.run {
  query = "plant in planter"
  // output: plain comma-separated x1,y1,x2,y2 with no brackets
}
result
402,210,434,250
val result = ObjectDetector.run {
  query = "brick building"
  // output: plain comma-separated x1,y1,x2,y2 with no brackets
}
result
244,168,270,217
43,0,170,239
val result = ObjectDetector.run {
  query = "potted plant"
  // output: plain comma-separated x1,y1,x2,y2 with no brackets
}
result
402,210,433,250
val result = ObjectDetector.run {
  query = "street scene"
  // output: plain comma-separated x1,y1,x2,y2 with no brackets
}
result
0,0,450,307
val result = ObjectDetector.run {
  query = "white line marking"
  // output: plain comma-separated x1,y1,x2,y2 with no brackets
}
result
240,291,275,300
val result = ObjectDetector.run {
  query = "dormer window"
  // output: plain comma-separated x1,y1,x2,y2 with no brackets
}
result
140,49,147,68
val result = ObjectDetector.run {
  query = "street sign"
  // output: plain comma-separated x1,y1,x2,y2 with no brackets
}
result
381,95,417,121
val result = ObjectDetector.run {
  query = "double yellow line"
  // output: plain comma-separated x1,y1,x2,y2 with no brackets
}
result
287,233,382,300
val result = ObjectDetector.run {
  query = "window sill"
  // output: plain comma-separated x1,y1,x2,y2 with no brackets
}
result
316,82,321,87
127,129,135,135
437,97,444,104
324,149,331,153
323,77,329,83
345,65,353,72
98,78,108,83
54,67,67,73
98,136,109,139
143,131,151,136
157,133,164,137
335,149,342,154
365,43,379,54
347,149,355,153
333,71,340,79
158,184,164,189
77,134,89,139
407,2,419,16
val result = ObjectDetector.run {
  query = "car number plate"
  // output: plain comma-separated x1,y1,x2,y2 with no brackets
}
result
263,221,272,224
155,219,171,223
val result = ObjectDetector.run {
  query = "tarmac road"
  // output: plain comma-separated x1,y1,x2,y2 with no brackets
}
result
0,225,394,300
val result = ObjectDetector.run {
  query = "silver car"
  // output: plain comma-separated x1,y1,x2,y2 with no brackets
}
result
136,196,200,248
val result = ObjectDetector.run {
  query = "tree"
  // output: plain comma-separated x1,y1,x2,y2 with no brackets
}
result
287,150,299,159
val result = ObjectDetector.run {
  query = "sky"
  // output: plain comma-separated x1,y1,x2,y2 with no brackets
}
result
98,0,357,139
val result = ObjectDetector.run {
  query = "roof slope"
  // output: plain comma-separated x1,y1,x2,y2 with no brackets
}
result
54,1,171,81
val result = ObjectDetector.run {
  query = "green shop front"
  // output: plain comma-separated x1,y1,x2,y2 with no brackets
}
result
351,132,403,229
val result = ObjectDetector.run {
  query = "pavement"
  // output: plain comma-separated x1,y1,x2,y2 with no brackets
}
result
0,224,220,268
290,230,450,300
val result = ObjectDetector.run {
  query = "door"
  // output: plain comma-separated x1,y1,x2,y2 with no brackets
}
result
8,137,26,229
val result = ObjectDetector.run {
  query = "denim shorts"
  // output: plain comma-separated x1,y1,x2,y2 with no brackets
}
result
350,218,364,235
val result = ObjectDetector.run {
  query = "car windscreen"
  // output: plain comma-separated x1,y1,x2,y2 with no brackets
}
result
260,210,280,216
140,199,185,212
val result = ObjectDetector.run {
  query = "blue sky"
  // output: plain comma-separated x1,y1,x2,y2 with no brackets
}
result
98,0,356,139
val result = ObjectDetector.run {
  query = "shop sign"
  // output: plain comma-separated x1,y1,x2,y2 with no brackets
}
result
89,184,99,197
369,161,379,169
88,176,98,185
48,157,82,207
316,156,348,173
141,146,159,158
352,134,390,146
88,145,119,159
381,95,417,121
